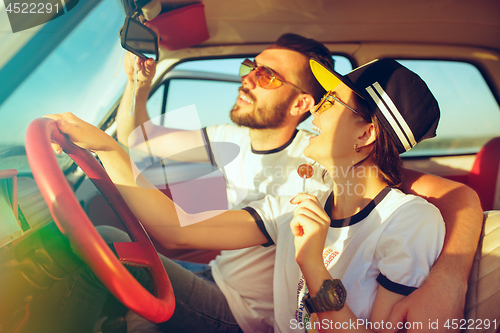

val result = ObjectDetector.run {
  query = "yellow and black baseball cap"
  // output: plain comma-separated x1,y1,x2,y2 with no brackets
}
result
310,58,440,154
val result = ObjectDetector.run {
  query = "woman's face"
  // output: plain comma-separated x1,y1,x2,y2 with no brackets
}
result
304,82,368,168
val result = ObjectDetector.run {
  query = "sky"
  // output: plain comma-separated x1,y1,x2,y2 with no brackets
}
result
0,0,127,147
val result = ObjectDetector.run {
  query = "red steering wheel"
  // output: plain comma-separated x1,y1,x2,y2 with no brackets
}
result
25,118,175,323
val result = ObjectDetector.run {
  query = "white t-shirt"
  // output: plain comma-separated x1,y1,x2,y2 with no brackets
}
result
203,124,330,333
246,187,445,333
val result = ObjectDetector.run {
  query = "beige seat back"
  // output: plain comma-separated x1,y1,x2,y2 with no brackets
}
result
465,210,500,333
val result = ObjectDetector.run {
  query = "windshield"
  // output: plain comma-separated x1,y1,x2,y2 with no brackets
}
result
0,0,127,174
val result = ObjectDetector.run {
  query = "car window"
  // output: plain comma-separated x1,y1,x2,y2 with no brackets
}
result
0,0,127,173
146,58,499,161
399,60,500,157
163,79,240,128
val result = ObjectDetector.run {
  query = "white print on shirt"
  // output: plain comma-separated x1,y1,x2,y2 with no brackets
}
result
296,247,340,333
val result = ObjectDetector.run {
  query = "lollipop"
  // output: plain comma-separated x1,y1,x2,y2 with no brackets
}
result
297,163,314,193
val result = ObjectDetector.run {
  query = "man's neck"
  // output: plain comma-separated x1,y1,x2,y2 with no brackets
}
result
248,126,298,151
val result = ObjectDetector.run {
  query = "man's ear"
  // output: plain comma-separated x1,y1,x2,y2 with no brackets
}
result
290,93,315,117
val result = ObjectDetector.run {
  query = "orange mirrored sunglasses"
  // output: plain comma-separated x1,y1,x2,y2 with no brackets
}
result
239,59,307,93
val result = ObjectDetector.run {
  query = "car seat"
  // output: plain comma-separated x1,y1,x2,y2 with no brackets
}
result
468,137,500,211
464,210,500,333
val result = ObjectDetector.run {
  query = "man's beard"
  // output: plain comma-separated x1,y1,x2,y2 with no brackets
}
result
230,88,294,129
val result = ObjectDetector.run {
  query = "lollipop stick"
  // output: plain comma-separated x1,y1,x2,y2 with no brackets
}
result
298,162,316,193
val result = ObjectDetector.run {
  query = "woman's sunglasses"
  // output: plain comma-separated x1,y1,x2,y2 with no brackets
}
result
239,59,307,93
312,91,359,115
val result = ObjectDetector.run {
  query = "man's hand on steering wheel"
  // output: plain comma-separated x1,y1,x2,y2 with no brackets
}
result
44,112,115,155
25,116,175,323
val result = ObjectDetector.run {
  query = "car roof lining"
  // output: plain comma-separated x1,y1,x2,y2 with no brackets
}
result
158,0,500,52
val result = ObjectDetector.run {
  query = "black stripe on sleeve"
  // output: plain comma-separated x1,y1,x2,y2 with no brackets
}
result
376,273,417,296
201,127,217,167
242,206,275,247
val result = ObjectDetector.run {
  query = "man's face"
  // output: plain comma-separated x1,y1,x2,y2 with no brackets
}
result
230,48,307,129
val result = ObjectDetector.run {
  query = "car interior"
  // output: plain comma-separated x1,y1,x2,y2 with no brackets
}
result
1,0,500,332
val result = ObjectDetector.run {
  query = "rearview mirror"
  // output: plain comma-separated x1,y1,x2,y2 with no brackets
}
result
120,16,159,61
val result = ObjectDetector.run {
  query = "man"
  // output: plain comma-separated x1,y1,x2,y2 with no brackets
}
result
38,34,482,332
115,34,336,332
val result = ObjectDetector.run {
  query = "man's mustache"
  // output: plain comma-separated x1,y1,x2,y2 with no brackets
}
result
238,87,256,103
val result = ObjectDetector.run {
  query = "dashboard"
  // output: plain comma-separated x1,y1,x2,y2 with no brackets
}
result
0,170,22,249
0,171,83,332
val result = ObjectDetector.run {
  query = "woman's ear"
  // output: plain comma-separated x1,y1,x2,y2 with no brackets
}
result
357,123,377,148
290,93,315,117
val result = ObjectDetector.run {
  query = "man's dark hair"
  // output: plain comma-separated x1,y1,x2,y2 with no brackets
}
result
274,33,335,122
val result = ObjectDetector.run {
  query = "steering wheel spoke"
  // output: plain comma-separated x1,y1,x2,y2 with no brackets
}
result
113,241,158,267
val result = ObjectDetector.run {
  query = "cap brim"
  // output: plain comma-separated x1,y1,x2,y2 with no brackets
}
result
310,58,367,100
310,58,342,92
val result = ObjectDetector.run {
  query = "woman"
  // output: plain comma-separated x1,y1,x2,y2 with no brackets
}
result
244,58,444,331
47,58,444,332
